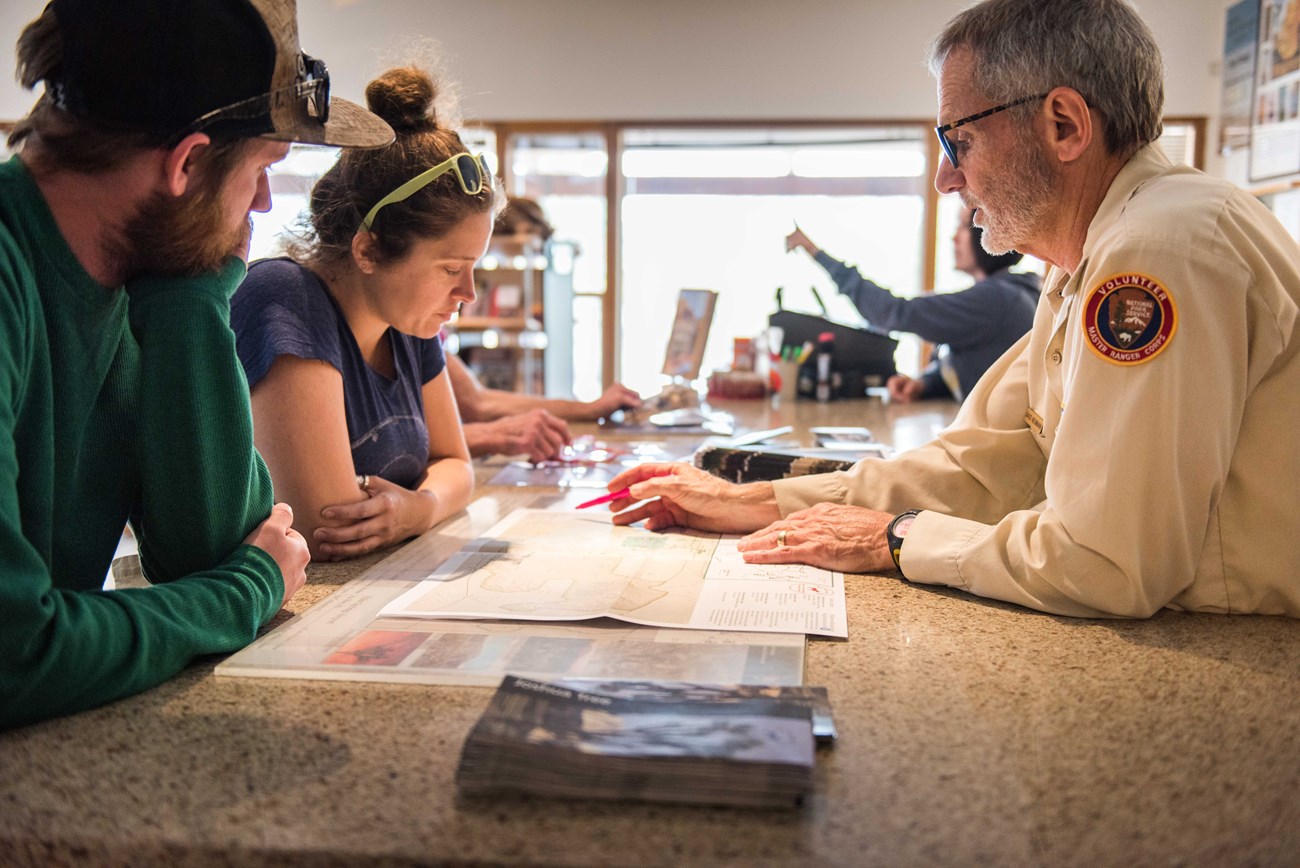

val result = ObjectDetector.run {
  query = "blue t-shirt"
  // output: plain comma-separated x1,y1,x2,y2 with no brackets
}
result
231,258,446,489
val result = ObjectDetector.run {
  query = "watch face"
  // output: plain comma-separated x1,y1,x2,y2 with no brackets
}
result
893,515,917,537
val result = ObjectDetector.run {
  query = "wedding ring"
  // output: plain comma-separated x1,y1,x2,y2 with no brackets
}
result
356,474,370,491
777,529,788,547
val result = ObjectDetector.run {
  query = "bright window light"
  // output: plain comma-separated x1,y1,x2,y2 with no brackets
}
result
622,148,791,178
792,148,925,178
513,149,608,178
274,145,340,177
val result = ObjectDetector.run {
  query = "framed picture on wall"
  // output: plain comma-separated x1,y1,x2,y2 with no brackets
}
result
1222,0,1259,154
1251,0,1300,180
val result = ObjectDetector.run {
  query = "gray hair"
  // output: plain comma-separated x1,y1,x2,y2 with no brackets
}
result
927,0,1164,158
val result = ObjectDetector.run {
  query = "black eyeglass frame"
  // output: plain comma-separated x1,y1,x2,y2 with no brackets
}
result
934,93,1047,169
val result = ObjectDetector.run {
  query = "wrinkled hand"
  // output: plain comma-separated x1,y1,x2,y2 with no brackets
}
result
477,409,572,462
604,462,780,534
736,502,895,573
784,224,818,256
243,502,310,606
887,373,924,404
587,382,642,418
314,476,431,561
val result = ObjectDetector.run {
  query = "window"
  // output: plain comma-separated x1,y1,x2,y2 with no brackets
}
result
618,126,931,394
502,130,611,400
247,117,1207,399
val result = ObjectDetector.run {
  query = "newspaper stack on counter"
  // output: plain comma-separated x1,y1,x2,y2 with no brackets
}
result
456,676,835,809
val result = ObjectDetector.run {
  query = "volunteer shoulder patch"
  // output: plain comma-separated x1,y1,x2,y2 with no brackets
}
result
1081,272,1177,365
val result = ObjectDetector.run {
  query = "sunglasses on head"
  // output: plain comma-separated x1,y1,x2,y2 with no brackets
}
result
361,152,490,231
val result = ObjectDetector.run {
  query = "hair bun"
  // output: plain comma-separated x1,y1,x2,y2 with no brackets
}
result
365,66,438,133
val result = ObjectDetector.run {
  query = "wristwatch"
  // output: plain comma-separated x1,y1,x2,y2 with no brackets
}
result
886,509,922,572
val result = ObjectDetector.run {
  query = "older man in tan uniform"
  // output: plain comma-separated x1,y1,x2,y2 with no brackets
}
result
604,0,1300,619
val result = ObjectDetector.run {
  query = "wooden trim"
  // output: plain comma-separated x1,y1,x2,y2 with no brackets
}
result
485,114,1210,393
921,132,941,294
1247,178,1300,197
917,131,942,373
1165,115,1208,170
473,118,934,131
603,124,619,387
494,123,511,193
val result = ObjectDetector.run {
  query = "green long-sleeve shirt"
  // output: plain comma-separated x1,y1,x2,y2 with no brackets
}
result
0,156,284,729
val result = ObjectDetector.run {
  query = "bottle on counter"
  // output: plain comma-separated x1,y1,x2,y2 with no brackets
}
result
814,331,835,403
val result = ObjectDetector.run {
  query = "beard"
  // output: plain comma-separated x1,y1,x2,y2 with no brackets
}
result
110,175,250,280
968,129,1057,256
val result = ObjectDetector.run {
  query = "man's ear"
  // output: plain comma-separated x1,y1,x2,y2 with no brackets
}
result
161,132,213,197
1043,86,1093,164
351,228,378,274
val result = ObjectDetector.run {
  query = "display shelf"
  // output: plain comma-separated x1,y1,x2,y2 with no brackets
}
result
448,227,574,395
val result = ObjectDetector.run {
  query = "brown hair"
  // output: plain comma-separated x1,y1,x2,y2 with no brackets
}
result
495,197,553,240
293,65,502,269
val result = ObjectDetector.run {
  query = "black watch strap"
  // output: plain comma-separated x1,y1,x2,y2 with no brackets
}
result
886,509,922,571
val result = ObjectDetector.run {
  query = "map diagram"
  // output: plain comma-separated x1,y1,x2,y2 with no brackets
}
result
380,510,847,637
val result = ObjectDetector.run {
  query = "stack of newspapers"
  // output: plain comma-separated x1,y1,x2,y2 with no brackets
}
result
456,676,834,809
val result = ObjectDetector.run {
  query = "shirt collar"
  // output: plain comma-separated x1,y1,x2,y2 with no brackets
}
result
1057,143,1173,297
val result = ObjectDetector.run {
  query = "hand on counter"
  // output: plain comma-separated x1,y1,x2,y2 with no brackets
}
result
604,462,781,534
736,502,895,573
244,502,310,605
583,382,643,420
464,409,572,462
313,475,436,561
887,373,925,403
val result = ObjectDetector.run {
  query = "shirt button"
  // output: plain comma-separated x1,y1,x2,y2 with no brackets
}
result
1051,350,1062,364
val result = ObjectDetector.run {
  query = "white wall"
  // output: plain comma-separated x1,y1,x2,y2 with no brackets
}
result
1,0,1225,131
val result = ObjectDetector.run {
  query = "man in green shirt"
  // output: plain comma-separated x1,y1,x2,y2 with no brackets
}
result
0,0,393,728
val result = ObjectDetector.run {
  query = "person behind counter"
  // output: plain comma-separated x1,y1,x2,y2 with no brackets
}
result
785,207,1039,403
446,196,641,462
447,354,641,463
231,65,494,561
600,0,1300,620
0,0,396,728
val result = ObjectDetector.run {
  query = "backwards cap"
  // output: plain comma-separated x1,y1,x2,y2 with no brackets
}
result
44,0,393,148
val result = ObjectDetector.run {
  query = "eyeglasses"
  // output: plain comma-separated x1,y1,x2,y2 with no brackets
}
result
934,93,1046,169
361,152,491,231
178,52,330,141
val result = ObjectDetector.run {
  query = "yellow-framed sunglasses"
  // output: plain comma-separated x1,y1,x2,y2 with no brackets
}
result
361,152,490,231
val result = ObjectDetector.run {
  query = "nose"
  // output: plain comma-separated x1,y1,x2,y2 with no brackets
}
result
251,170,273,214
935,155,964,195
453,270,477,304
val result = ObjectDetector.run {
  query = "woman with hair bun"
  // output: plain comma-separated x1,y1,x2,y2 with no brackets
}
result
231,65,501,560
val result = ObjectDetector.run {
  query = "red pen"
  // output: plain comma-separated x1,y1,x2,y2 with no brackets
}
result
575,487,632,509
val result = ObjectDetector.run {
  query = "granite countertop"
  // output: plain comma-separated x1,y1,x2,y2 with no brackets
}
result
3,551,1296,866
2,402,1297,865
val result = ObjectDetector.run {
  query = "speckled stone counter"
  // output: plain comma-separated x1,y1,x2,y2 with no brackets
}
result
2,401,1297,866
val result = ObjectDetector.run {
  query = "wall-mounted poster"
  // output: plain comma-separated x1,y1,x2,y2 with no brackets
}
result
1251,0,1300,179
1222,0,1259,153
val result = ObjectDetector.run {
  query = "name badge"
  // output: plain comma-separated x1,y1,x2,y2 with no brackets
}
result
1024,407,1044,437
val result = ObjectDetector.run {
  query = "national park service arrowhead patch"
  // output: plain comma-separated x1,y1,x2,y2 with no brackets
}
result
1081,272,1177,365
